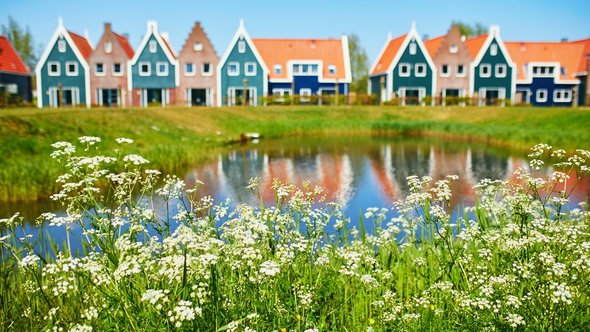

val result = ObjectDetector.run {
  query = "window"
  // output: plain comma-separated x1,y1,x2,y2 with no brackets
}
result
185,63,195,75
272,88,291,102
202,63,212,76
495,64,507,78
536,89,547,103
193,42,203,51
456,64,466,77
480,64,491,78
139,62,151,76
532,66,555,77
449,44,458,53
112,63,123,76
238,41,246,53
66,61,78,76
490,44,498,56
293,63,319,75
105,41,112,53
156,62,168,76
149,40,157,53
227,62,239,76
48,61,60,76
440,64,450,77
328,65,336,75
409,42,417,55
300,88,312,102
274,64,282,75
399,63,411,77
58,40,66,53
245,62,256,76
415,63,426,77
95,63,105,76
554,89,572,102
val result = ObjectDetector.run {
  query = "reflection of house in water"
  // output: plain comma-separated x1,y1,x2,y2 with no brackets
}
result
387,144,432,197
220,149,266,204
468,149,509,183
368,144,402,202
429,147,477,208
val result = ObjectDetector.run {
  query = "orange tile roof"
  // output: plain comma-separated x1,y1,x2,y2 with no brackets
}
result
67,31,93,59
370,34,406,75
464,34,488,60
424,35,445,58
504,41,584,80
252,38,347,80
572,38,590,72
0,35,30,75
114,32,134,58
161,35,176,59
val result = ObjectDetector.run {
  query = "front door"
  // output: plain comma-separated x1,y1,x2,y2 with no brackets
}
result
146,89,163,106
405,89,420,105
444,89,460,105
99,89,119,107
190,89,207,106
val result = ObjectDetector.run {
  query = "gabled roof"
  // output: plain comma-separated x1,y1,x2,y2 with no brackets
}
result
424,35,445,58
505,41,584,81
572,37,590,73
114,32,134,58
252,38,350,81
67,31,93,59
161,36,176,59
130,21,177,65
464,34,488,60
370,33,407,75
0,35,30,75
178,22,218,59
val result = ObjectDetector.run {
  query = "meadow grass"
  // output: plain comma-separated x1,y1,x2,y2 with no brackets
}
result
0,139,589,331
1,105,590,202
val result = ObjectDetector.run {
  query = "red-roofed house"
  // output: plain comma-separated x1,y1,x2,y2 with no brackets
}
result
0,35,32,104
36,18,93,108
573,38,590,105
88,23,134,107
505,41,583,106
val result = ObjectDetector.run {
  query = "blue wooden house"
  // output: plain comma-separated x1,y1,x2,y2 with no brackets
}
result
129,21,179,107
217,20,268,106
36,18,93,108
369,23,436,105
466,26,516,106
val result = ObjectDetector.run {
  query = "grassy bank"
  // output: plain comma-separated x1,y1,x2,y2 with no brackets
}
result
1,105,590,201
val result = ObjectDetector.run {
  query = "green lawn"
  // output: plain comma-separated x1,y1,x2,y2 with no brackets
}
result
1,105,589,201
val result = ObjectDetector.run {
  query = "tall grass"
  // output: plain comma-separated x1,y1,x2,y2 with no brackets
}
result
1,138,589,331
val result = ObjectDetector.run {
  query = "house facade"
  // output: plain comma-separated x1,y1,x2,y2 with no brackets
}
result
369,24,436,105
177,22,219,107
424,24,472,105
505,41,583,106
466,26,515,106
36,18,93,108
129,21,179,107
573,38,590,106
217,21,267,106
88,23,134,107
0,35,32,104
252,37,351,104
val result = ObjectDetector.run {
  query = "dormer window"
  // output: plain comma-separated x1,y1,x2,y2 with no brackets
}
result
409,42,417,55
328,65,336,75
449,44,458,53
149,40,157,53
274,64,282,75
105,41,112,53
58,40,66,53
490,44,498,56
193,42,203,52
238,41,246,53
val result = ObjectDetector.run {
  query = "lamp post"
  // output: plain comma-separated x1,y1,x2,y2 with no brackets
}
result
242,78,248,106
379,76,385,106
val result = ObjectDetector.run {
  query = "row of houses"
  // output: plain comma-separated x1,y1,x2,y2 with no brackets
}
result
2,19,589,107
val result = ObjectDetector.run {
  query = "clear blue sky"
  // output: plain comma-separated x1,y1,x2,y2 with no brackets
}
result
1,0,589,65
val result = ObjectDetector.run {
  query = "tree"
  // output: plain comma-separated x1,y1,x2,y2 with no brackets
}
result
452,21,488,37
1,16,38,71
347,33,369,94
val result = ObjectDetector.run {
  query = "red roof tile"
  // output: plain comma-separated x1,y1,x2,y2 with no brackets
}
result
370,34,406,75
572,38,590,73
505,41,584,80
464,34,488,60
252,38,347,80
68,31,93,59
0,35,30,75
424,35,445,58
114,32,134,58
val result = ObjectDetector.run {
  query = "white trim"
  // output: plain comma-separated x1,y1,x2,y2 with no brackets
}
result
369,33,394,75
398,87,426,106
480,64,491,78
536,89,548,103
490,44,498,56
516,62,581,85
399,63,411,77
47,61,60,76
65,61,78,76
112,63,123,76
245,62,257,76
299,88,312,102
495,64,507,78
104,41,112,54
227,62,239,76
553,89,572,103
149,40,157,53
440,64,450,77
94,63,105,76
341,34,352,83
238,41,246,53
156,61,169,76
184,62,195,76
58,40,66,53
202,63,213,76
292,61,320,75
415,63,427,77
138,61,151,76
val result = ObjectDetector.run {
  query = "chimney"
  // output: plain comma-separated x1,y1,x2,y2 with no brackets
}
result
104,22,111,33
423,34,429,41
561,37,569,43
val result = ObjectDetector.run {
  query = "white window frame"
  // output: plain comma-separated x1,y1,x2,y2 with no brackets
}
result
193,42,203,52
112,63,123,76
490,44,498,56
299,88,312,102
272,88,291,102
48,61,60,76
536,89,548,103
227,62,239,76
449,44,458,54
105,41,112,53
245,62,256,76
440,64,450,77
328,64,337,75
95,63,105,76
274,64,282,75
65,61,78,76
238,41,246,53
399,63,411,77
202,63,213,76
553,89,572,103
58,40,66,53
138,61,151,76
409,42,417,55
480,64,491,78
149,40,157,53
184,62,195,76
456,64,466,77
415,63,427,77
292,63,320,76
156,62,169,76
495,64,507,78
